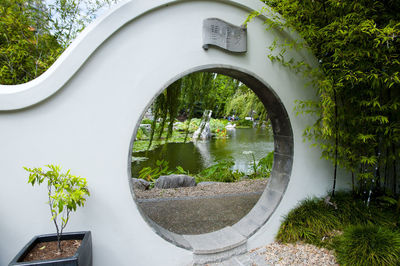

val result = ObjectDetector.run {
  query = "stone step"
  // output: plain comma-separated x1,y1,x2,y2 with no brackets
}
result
183,227,247,265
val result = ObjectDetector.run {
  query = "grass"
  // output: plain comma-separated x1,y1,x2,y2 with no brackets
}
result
276,191,400,265
334,224,400,266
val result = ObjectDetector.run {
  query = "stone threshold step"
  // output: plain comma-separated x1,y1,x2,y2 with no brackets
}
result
183,226,247,264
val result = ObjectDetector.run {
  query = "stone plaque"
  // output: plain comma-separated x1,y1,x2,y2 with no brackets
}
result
203,18,247,53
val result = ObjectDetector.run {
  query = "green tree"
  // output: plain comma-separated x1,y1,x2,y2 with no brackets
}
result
147,72,262,147
0,0,62,84
0,0,117,85
225,83,267,121
259,0,400,197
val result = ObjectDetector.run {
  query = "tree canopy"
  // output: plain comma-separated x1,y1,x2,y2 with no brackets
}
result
0,0,117,85
261,0,400,197
147,72,268,147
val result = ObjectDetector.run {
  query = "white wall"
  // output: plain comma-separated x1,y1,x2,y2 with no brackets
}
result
0,0,348,265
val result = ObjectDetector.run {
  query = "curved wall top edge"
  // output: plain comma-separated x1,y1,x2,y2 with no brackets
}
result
0,0,271,111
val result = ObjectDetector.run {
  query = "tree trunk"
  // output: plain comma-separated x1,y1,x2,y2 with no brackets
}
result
332,89,338,197
393,145,397,194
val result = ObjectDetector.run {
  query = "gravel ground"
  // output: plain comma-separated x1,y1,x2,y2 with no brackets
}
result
134,179,268,199
207,242,338,266
134,179,338,264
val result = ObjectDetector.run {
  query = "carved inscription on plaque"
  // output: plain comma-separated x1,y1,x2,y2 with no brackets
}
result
202,18,247,53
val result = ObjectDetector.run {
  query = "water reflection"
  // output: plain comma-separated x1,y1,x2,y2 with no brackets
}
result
131,128,274,177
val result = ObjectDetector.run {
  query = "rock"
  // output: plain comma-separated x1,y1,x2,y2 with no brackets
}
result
132,178,150,190
155,175,196,189
225,123,236,130
192,110,212,140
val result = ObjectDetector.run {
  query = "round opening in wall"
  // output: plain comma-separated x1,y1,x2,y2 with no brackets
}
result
128,66,293,251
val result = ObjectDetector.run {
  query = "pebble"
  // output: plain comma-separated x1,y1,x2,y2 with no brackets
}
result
134,179,268,199
207,242,338,266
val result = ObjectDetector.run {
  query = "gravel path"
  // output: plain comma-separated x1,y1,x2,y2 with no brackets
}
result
207,242,338,266
134,179,268,199
134,180,338,265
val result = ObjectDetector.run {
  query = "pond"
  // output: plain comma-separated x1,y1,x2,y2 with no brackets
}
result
131,128,274,177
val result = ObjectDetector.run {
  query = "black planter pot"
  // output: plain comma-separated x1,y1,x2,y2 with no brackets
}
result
9,231,92,266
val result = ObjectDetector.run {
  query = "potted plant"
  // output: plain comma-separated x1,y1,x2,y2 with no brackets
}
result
9,165,92,266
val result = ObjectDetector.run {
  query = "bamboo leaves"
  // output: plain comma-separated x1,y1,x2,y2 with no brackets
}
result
263,0,400,197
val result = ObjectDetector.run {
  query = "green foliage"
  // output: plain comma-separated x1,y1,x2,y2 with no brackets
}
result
276,192,399,248
256,151,274,177
244,151,274,178
225,85,267,122
334,225,400,266
235,119,253,128
45,0,118,48
137,160,189,186
209,118,227,133
175,166,189,175
277,197,341,246
132,140,161,153
148,73,215,147
24,164,90,252
260,0,400,197
215,128,227,138
0,0,117,85
0,0,62,84
141,119,153,125
196,158,243,183
134,118,230,152
243,151,273,178
145,72,270,148
376,195,399,207
135,127,149,140
138,159,170,183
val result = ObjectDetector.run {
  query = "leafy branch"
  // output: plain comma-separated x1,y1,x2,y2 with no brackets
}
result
24,164,90,253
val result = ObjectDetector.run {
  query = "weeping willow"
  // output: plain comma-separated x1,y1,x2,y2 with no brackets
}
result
225,85,268,122
146,72,267,149
147,79,182,149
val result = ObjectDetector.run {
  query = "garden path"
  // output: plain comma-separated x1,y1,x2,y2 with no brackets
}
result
206,242,338,266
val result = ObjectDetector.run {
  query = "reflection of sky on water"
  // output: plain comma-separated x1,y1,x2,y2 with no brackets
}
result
131,128,274,177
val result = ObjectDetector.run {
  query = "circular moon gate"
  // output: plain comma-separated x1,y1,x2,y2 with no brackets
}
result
131,66,293,262
0,1,340,265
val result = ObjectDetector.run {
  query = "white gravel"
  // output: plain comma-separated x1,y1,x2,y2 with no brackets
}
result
207,242,338,266
134,179,268,199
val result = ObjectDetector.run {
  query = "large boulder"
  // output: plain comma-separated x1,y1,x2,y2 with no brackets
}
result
132,178,150,190
155,174,196,189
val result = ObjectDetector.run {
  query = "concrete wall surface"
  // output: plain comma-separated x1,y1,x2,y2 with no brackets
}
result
0,0,348,265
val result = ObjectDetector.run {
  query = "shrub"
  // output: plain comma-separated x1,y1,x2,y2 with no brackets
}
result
138,160,189,187
136,127,149,140
248,150,274,178
276,191,400,246
209,118,226,133
334,225,400,266
24,165,90,252
235,119,253,128
138,159,171,183
141,119,153,124
196,158,242,183
276,197,341,246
